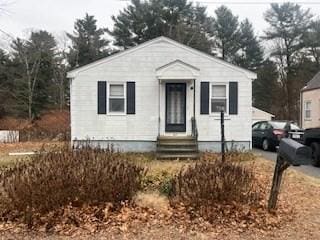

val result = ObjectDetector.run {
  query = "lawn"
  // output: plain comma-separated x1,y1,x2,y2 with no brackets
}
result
0,142,320,239
0,141,65,166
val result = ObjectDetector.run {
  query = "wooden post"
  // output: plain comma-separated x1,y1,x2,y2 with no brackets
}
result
221,110,225,162
268,156,290,211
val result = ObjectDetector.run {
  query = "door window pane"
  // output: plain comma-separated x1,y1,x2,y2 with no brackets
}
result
167,85,185,124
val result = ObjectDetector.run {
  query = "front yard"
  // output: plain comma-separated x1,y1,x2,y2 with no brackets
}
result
0,142,320,239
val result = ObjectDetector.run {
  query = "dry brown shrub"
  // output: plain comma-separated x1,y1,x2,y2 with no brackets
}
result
0,117,30,130
169,158,262,223
0,110,70,141
20,110,70,141
0,145,146,226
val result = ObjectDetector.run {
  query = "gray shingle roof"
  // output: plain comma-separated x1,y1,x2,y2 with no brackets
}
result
302,71,320,91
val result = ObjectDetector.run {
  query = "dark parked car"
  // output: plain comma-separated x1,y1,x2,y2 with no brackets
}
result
303,128,320,167
252,121,304,151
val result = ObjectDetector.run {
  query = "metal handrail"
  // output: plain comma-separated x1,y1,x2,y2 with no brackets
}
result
191,117,198,140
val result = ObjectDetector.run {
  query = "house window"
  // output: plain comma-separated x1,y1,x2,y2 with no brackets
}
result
211,84,228,113
305,101,311,119
109,84,125,113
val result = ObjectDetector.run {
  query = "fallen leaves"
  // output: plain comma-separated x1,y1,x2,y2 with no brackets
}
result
0,157,319,240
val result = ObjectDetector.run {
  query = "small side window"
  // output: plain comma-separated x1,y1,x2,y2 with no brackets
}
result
109,84,125,113
211,84,228,113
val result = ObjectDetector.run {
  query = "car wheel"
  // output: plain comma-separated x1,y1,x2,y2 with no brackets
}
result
262,139,270,151
311,142,320,167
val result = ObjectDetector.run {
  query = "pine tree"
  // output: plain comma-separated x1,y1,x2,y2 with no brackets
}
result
11,30,58,119
211,6,240,61
253,60,279,114
0,49,14,116
264,2,312,120
236,19,264,71
109,0,213,53
305,20,320,68
67,13,110,68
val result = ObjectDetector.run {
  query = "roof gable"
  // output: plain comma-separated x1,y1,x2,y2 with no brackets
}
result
67,36,257,79
302,71,320,91
156,60,200,80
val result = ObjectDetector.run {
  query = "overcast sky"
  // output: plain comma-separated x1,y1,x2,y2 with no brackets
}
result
1,0,320,46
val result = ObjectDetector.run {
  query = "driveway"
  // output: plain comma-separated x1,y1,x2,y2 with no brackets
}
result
253,148,320,179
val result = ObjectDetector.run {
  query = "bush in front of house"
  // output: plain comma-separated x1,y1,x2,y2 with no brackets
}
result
0,145,146,225
169,159,261,222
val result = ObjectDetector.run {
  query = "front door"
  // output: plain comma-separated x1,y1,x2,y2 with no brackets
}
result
165,83,186,132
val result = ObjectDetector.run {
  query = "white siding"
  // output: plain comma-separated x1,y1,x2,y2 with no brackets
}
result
71,39,253,146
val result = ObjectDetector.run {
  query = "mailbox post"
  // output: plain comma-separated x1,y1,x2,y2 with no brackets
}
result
268,138,312,211
221,111,225,162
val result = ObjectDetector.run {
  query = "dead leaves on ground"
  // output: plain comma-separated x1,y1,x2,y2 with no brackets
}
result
0,157,315,238
0,199,293,237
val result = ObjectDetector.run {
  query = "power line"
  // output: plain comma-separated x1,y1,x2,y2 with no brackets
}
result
117,0,320,5
198,1,320,4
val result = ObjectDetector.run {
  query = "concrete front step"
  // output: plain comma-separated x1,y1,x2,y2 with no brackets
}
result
157,141,196,146
156,135,199,159
156,153,200,160
157,147,198,152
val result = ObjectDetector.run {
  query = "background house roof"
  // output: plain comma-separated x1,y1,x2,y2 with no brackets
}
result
252,107,275,117
302,71,320,91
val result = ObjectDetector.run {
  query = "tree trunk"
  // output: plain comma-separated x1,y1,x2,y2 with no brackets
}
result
222,42,225,60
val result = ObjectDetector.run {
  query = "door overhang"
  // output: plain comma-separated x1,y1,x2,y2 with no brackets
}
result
156,60,200,81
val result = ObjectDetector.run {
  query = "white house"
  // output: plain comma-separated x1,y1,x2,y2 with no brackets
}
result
252,107,275,124
67,37,256,158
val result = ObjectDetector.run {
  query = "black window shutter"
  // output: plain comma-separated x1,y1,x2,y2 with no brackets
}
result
127,82,136,114
200,82,209,114
97,81,107,114
229,82,238,115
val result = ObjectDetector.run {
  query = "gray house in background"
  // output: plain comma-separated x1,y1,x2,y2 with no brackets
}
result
67,37,257,158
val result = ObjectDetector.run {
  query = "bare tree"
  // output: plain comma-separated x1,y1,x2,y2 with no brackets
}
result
53,32,70,111
13,38,41,121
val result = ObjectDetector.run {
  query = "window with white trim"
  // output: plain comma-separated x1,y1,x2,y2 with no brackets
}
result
305,101,311,119
211,84,228,113
108,84,125,113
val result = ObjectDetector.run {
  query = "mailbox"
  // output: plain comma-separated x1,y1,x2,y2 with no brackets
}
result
269,138,312,211
278,138,312,165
